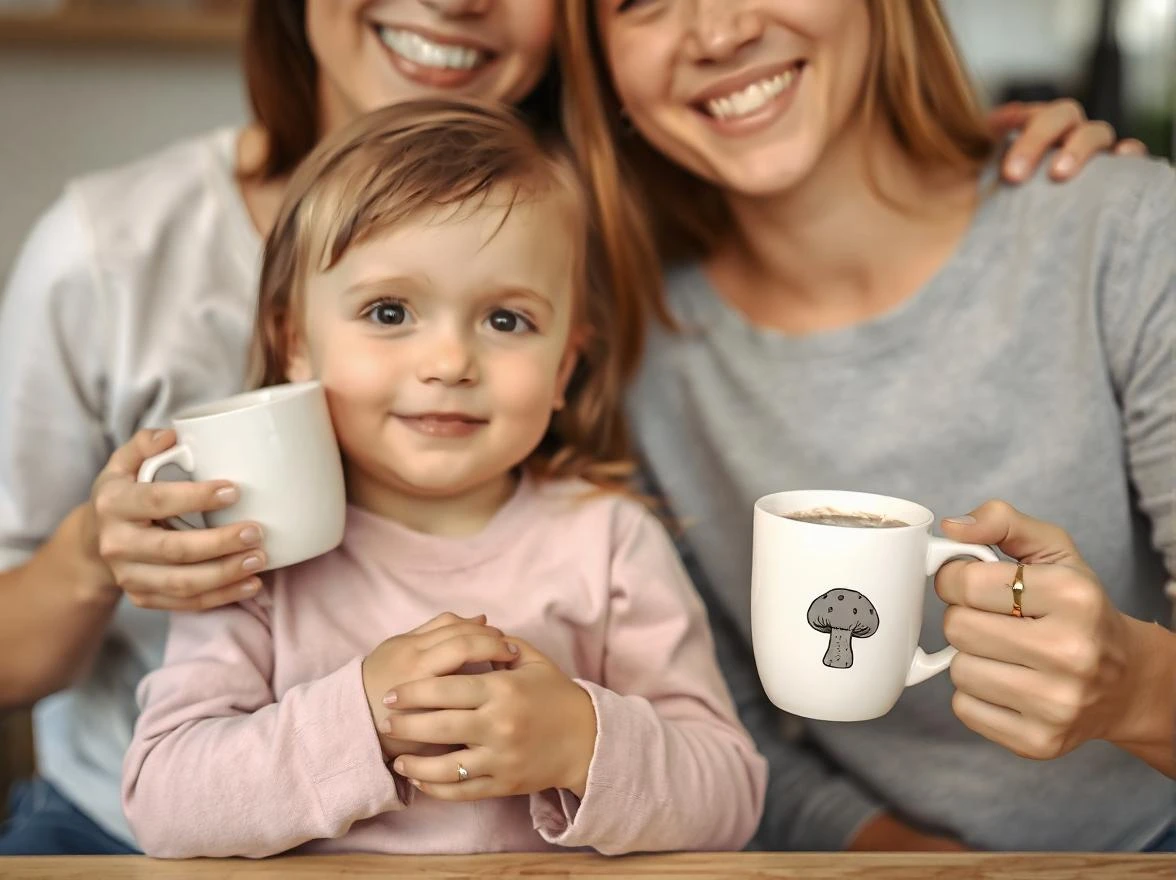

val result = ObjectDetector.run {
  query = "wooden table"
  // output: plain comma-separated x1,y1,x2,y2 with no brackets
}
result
0,853,1171,879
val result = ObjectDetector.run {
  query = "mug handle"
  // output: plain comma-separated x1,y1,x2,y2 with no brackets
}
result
137,443,205,531
905,537,1000,687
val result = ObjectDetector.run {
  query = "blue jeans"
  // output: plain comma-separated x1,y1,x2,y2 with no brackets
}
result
0,778,138,855
1145,825,1176,853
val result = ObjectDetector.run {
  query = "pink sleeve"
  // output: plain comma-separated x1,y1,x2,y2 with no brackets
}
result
530,504,767,853
121,590,409,858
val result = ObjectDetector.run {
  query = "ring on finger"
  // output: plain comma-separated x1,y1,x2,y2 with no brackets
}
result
1009,563,1026,618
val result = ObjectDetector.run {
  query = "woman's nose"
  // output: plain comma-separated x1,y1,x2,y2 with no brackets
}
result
683,0,765,64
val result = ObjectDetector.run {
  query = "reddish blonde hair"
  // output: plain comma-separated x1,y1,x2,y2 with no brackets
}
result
558,0,996,270
249,99,634,491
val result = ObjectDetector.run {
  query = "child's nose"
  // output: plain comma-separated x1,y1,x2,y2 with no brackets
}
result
417,335,478,386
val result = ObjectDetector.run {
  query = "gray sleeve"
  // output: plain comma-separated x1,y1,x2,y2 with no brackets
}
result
635,468,883,851
0,191,111,571
1099,163,1176,581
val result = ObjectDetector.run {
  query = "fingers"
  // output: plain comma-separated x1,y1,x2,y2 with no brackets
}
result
380,709,475,746
1047,120,1116,180
96,477,240,525
943,605,1043,666
103,428,178,477
99,518,264,567
126,576,262,611
999,98,1086,182
950,652,1052,717
951,691,1040,758
388,674,489,711
414,633,519,679
940,500,1085,568
394,747,485,785
1113,138,1148,157
114,550,266,602
411,612,487,635
986,101,1036,135
412,621,502,651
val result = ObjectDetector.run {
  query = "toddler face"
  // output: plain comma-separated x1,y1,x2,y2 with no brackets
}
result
288,189,579,512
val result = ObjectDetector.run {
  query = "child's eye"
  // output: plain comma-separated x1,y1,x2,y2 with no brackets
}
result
364,300,410,327
485,309,535,335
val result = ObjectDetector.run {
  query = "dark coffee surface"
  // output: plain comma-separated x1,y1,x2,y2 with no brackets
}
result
782,507,909,529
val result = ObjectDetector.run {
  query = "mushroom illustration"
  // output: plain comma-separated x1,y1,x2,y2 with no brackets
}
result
807,590,878,669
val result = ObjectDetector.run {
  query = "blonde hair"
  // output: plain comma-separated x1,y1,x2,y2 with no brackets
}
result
250,98,633,491
558,0,997,269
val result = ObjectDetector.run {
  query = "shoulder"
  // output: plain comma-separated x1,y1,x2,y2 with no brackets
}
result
987,153,1175,238
528,478,665,545
65,127,242,267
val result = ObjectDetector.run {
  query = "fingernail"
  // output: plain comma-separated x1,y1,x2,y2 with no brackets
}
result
507,642,519,655
944,515,977,525
242,555,264,572
1052,154,1075,175
377,720,392,735
216,486,239,504
393,760,405,774
410,779,422,789
1005,156,1028,180
151,429,168,442
239,526,262,545
383,691,398,706
240,580,259,596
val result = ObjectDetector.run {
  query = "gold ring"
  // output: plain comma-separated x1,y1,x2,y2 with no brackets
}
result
1010,563,1026,618
457,763,469,783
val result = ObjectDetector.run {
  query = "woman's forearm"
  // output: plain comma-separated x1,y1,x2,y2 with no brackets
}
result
0,503,120,709
1110,616,1176,778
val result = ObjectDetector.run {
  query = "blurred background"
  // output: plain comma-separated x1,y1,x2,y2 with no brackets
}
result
0,0,1174,815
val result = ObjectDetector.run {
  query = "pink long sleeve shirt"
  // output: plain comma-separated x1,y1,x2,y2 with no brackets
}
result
122,477,766,858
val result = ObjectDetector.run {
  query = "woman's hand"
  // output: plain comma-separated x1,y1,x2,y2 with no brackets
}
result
990,99,1148,182
382,638,597,801
935,501,1176,777
86,429,268,611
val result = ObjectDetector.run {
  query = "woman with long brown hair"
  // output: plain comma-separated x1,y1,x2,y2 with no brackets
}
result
0,0,1142,856
558,0,1175,854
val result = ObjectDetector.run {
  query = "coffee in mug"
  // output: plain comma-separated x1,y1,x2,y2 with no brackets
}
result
782,508,909,529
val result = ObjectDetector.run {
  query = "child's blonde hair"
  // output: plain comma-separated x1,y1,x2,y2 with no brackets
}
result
249,98,633,491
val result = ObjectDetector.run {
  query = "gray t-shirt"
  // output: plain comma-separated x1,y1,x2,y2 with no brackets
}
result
0,129,260,845
627,155,1175,852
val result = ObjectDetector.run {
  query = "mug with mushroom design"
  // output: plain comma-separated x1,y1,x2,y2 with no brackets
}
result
750,490,999,722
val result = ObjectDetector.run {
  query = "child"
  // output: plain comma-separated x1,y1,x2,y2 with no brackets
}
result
121,100,766,858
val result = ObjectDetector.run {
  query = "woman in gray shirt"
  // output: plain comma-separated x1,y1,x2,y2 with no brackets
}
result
559,0,1174,854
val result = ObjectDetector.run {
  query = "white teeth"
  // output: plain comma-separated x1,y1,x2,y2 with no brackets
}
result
378,27,485,71
706,68,798,120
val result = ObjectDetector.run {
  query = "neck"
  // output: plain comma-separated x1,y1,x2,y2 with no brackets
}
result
346,466,519,537
709,119,980,333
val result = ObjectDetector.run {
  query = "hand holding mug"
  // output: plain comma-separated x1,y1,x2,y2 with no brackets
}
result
89,429,268,611
937,501,1174,774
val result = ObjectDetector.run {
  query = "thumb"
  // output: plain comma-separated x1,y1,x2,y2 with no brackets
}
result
502,636,550,669
941,500,1089,571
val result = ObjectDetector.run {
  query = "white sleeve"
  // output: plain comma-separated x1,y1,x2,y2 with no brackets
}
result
0,191,112,571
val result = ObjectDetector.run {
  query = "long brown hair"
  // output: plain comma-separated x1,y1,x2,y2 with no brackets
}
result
558,0,996,268
241,0,565,182
250,99,634,491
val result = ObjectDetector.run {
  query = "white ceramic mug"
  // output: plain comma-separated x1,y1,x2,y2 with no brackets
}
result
137,381,346,572
751,489,999,722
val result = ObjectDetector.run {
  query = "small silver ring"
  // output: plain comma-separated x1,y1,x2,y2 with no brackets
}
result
457,763,469,783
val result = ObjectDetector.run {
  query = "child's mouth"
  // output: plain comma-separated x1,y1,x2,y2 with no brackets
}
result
395,413,488,439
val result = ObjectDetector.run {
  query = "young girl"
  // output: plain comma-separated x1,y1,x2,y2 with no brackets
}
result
120,99,767,859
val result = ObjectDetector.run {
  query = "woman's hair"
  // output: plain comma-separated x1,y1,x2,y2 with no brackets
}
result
558,0,996,268
241,0,564,182
249,99,634,491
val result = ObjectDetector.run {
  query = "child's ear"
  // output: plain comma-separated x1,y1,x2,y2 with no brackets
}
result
553,328,588,412
284,326,314,384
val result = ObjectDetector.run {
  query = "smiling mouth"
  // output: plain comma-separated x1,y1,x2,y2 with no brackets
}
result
376,26,490,72
395,413,489,439
698,62,806,122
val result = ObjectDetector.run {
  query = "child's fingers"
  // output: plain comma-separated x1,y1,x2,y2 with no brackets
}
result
393,747,487,786
379,708,474,746
412,621,504,651
415,633,519,678
411,612,487,634
385,674,489,710
411,776,500,803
